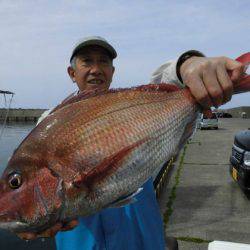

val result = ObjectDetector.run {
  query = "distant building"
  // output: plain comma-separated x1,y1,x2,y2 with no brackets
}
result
219,106,250,118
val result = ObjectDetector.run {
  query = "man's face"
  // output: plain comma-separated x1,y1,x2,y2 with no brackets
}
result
68,45,115,92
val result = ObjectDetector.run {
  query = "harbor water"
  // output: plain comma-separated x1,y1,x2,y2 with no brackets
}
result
0,123,35,174
0,122,55,250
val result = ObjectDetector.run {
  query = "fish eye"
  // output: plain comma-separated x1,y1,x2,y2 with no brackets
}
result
8,173,22,189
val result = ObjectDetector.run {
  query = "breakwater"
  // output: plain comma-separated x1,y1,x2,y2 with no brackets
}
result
0,108,47,122
224,106,250,118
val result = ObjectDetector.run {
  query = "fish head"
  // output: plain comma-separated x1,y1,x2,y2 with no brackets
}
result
0,157,63,233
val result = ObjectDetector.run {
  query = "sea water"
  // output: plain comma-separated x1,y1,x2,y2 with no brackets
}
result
0,122,56,249
0,123,35,174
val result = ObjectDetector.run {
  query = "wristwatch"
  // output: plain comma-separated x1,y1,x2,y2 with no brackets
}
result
176,50,205,83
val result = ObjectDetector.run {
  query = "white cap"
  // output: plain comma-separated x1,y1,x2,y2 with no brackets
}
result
70,36,117,62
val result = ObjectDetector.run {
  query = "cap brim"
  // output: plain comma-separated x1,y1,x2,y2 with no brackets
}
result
70,39,117,62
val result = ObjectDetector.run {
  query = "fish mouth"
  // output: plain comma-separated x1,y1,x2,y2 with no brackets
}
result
0,221,29,232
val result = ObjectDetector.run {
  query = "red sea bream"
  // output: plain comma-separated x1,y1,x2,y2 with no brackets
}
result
0,53,249,233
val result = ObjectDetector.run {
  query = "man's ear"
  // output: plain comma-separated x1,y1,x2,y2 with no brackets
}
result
112,66,115,74
67,66,76,82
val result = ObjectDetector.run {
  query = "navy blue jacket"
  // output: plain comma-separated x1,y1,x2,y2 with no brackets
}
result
55,179,165,250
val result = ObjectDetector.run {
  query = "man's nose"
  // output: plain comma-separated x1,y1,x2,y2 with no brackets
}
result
89,63,102,74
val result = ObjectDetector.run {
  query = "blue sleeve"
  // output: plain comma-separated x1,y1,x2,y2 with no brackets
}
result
55,179,165,250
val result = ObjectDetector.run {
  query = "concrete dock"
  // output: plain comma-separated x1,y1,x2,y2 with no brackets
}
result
159,118,250,249
0,108,47,122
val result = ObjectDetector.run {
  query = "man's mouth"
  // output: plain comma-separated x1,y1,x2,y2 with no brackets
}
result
88,79,104,85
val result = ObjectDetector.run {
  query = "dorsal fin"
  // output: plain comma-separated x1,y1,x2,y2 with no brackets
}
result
51,83,180,114
132,83,180,92
50,89,108,114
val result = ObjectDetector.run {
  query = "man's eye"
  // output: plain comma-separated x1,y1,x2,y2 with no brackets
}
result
100,59,110,65
82,59,92,64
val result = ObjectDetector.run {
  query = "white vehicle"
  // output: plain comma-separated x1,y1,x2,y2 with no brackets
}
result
198,112,218,130
241,112,247,119
209,240,250,249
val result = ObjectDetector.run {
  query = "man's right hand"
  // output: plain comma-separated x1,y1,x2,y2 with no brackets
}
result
17,220,78,240
180,56,244,108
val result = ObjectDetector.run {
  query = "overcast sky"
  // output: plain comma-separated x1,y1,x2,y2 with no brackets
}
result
0,0,249,109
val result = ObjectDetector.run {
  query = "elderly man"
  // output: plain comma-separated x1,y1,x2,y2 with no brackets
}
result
18,36,244,250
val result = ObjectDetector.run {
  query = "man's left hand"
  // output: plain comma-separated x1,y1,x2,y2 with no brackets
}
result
17,220,79,240
180,56,245,108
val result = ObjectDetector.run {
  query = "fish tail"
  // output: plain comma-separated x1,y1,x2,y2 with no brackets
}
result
233,52,250,94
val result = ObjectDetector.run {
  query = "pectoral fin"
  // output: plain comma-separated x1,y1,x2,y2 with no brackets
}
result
108,187,143,208
72,139,148,190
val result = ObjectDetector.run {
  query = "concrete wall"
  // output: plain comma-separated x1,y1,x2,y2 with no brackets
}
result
1,106,249,122
224,106,250,118
0,108,47,122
